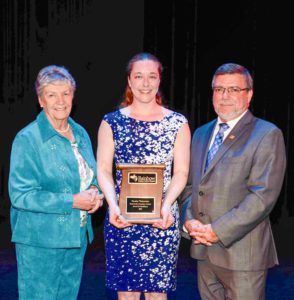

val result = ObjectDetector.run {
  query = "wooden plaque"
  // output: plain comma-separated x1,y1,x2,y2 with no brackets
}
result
117,163,165,224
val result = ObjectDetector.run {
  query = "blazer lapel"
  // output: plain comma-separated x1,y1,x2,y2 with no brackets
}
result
201,111,254,181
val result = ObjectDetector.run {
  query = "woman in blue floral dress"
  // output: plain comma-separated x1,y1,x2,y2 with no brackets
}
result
97,53,191,300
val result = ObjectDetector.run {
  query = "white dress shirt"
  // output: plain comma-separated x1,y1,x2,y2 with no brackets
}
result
208,110,248,150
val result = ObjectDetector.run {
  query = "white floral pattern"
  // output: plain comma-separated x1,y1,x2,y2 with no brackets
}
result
104,110,187,292
71,142,94,227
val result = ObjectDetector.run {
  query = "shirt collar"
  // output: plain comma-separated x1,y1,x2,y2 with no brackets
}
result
37,110,82,143
216,109,248,129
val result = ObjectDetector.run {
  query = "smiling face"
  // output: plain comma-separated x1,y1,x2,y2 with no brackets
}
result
127,60,161,104
38,81,73,125
212,74,253,122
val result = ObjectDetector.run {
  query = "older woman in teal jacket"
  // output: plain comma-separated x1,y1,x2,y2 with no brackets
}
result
9,65,103,299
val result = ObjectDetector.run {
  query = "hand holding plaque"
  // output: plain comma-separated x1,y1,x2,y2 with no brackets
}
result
117,163,165,224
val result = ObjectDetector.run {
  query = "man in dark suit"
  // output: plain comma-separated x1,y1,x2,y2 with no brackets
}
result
182,63,286,299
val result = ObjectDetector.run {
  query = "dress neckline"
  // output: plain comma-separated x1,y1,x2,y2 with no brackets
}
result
118,109,174,123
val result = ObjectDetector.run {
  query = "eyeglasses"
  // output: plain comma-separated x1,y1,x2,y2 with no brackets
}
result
212,87,250,95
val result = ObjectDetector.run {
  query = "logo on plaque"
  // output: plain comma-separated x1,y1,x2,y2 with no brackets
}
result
128,173,157,184
117,164,165,224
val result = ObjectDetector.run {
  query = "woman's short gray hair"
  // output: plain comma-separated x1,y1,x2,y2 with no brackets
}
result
35,65,76,96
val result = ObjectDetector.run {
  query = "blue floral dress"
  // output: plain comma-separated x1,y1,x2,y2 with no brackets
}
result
103,109,188,292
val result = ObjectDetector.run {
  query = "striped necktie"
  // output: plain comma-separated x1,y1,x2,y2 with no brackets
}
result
205,123,229,172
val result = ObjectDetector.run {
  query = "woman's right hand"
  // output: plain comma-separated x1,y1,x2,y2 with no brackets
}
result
73,189,99,211
109,205,132,228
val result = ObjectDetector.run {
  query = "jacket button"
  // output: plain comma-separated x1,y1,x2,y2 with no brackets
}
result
199,191,204,196
199,212,204,217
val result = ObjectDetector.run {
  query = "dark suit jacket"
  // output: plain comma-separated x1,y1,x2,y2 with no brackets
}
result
181,111,286,271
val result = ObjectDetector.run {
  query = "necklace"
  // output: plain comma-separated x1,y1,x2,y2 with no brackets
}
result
55,124,70,133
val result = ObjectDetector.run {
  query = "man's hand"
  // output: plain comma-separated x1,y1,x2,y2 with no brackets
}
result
185,220,219,246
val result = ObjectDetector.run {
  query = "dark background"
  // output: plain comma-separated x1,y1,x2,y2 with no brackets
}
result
1,0,294,258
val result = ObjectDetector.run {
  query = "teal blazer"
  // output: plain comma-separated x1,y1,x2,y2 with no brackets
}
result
9,111,96,248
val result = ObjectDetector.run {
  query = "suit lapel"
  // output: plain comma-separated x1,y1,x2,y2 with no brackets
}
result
201,111,254,181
